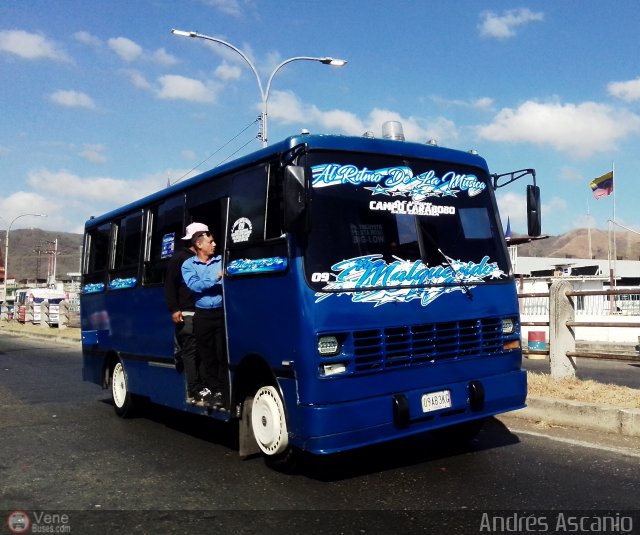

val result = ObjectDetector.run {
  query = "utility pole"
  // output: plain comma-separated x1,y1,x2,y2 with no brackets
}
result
33,244,43,281
44,239,59,287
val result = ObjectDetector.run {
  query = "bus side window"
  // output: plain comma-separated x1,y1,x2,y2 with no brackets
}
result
143,195,185,285
228,164,267,243
82,223,111,288
186,178,230,254
110,210,144,288
265,163,282,240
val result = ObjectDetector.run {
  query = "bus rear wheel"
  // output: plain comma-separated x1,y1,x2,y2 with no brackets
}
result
111,360,136,418
251,385,299,472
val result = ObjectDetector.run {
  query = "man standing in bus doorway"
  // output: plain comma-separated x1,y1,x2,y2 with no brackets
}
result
164,222,208,402
181,227,227,408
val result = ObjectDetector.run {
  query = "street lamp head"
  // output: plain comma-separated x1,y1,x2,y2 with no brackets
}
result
320,57,347,67
171,29,197,38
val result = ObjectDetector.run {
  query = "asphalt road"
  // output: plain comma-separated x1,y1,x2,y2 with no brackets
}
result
1,335,639,534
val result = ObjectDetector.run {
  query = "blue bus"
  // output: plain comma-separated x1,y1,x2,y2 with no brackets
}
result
81,123,541,471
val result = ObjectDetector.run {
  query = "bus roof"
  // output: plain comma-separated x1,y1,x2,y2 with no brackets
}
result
84,133,490,229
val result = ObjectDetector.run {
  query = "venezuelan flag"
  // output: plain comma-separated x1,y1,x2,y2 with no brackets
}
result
589,171,613,199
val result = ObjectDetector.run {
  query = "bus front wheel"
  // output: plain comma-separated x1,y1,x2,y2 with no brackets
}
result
111,360,135,418
251,386,299,472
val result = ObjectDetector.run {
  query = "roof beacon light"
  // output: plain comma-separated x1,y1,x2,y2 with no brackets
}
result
382,121,405,141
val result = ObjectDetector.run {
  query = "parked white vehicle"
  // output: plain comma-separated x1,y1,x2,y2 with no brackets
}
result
15,288,66,325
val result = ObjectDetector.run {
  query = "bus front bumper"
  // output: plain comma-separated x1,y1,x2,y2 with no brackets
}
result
291,369,526,455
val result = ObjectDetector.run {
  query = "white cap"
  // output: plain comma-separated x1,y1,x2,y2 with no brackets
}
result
182,222,209,240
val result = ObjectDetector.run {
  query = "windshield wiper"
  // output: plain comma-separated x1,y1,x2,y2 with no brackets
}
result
417,223,473,300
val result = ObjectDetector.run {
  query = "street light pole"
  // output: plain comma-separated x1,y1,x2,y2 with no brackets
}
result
3,213,47,302
171,29,346,147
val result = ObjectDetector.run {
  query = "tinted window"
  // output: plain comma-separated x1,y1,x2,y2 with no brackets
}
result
82,223,111,287
144,195,185,285
114,211,143,270
305,152,510,292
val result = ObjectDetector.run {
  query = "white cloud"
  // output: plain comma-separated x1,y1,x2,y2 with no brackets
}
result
0,145,11,156
432,95,494,110
151,47,179,66
1,169,170,233
214,61,242,81
181,150,196,160
496,192,527,228
108,36,143,62
105,36,177,66
559,166,584,183
0,29,71,61
26,168,162,208
477,100,640,158
125,70,152,91
0,192,53,229
497,192,566,233
202,0,243,17
80,144,108,164
479,8,544,40
17,167,204,231
157,75,217,103
49,90,96,109
73,31,102,48
543,196,568,223
608,76,640,102
266,90,459,143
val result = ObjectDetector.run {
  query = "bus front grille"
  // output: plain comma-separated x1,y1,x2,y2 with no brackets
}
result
351,317,505,372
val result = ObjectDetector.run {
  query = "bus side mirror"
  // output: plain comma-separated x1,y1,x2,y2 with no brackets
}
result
527,185,541,237
283,165,308,232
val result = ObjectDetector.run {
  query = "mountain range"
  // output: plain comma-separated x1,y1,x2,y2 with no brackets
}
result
1,229,83,282
1,227,639,282
515,227,640,261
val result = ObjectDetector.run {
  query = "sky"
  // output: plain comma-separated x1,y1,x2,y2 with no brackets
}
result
1,0,640,237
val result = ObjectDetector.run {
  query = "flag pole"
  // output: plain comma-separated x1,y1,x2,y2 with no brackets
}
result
586,197,592,259
612,161,616,290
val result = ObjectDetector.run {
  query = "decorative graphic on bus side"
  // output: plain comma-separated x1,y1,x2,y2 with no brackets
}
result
230,217,253,243
82,282,105,294
227,257,288,275
109,277,137,290
314,254,505,307
161,232,175,259
311,164,486,201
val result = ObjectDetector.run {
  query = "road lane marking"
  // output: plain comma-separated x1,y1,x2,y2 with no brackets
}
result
508,426,640,459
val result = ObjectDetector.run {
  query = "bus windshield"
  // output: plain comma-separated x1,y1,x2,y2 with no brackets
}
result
305,151,510,299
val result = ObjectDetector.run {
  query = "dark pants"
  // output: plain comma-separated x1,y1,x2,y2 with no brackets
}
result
193,307,228,395
174,315,200,397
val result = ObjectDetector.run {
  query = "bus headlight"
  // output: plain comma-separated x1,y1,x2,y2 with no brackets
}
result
502,317,516,335
318,335,340,356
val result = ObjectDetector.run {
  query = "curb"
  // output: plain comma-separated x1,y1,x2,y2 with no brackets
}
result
503,395,640,438
0,327,81,345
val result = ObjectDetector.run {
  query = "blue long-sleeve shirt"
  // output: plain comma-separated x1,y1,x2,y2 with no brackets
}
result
181,255,223,310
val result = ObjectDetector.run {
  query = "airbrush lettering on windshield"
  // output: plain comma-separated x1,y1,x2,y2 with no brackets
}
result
311,164,504,307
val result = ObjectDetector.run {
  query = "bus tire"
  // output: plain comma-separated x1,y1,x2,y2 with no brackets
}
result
251,385,299,472
111,360,136,418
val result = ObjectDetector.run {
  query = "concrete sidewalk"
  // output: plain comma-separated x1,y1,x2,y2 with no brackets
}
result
1,320,639,439
0,320,81,343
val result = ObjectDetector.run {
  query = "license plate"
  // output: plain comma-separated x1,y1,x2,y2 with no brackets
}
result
421,390,452,413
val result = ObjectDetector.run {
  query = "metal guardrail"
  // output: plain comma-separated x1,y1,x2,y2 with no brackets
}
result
518,286,640,365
